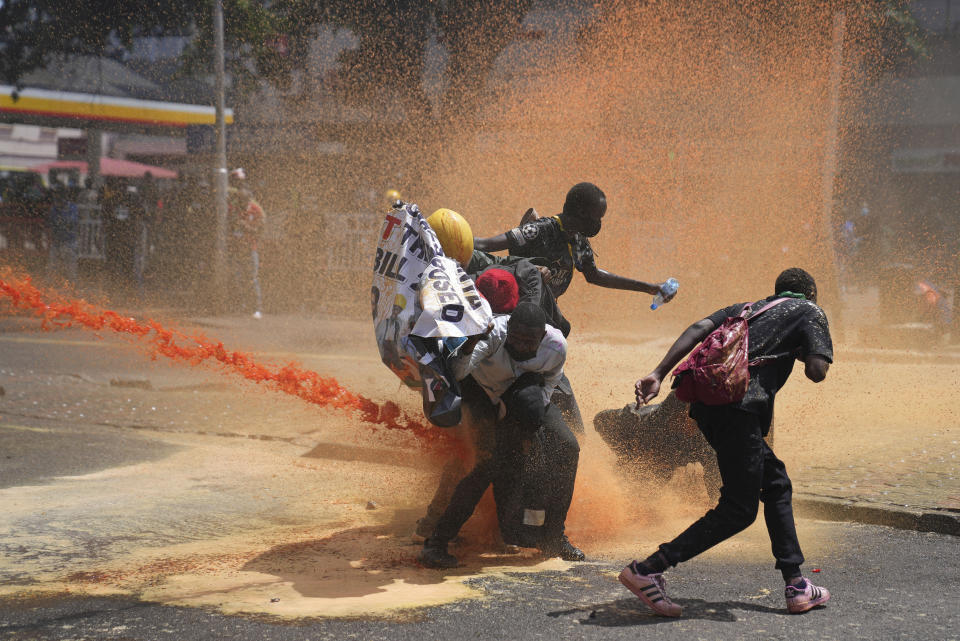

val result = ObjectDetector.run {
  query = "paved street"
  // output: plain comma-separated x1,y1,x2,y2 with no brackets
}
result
0,310,958,639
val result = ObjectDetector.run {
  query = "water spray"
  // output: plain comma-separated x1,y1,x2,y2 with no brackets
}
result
0,269,452,450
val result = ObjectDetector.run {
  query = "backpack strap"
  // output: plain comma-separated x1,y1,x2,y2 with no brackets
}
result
746,297,790,322
746,298,795,367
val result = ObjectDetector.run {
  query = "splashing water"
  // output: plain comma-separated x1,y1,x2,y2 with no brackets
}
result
0,269,451,450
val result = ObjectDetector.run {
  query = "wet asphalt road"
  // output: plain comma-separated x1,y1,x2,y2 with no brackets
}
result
1,324,959,640
1,522,959,641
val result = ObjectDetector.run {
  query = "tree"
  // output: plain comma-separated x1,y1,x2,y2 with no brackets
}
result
0,0,282,99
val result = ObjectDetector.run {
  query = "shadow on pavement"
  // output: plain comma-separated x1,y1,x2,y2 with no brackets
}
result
301,442,427,470
548,597,787,625
242,512,547,600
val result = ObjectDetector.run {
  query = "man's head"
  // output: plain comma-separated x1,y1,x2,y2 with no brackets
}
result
775,267,817,302
427,208,474,265
561,182,606,237
506,302,546,362
476,268,519,313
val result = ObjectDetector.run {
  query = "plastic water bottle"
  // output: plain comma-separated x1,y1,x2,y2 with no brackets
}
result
650,278,679,310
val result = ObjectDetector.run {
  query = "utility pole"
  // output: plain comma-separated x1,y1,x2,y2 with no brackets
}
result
821,11,845,330
212,0,229,311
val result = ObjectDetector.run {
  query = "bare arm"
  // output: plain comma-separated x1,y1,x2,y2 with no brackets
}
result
635,318,715,405
581,263,664,296
804,354,830,382
473,233,510,252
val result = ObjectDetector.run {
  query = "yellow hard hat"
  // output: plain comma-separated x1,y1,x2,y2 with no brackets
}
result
394,293,407,308
386,189,402,205
427,208,473,265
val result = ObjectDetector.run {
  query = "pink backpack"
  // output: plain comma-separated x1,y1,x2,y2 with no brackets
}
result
672,298,789,405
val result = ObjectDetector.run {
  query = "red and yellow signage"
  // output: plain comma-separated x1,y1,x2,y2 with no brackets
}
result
1,85,233,128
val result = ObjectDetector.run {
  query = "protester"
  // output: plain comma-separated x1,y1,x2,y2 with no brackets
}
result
414,210,580,542
472,183,674,436
417,302,582,568
620,267,833,617
46,188,79,283
474,182,676,302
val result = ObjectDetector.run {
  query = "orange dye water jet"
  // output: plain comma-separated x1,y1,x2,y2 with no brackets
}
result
0,269,452,451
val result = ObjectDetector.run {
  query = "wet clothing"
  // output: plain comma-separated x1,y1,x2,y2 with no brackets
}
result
659,296,832,579
658,405,803,578
452,315,565,407
505,216,596,298
690,296,834,431
430,375,579,546
468,253,571,337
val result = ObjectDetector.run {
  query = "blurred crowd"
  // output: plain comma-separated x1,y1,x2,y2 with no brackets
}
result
0,169,269,314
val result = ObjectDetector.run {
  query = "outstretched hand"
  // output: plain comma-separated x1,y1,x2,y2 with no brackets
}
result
659,282,677,303
635,373,662,407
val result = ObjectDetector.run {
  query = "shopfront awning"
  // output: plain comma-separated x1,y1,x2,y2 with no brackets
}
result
1,85,233,131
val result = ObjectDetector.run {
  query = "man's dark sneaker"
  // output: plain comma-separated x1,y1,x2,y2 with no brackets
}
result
539,535,585,561
417,539,459,569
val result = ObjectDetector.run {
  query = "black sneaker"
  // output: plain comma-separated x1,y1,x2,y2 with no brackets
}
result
539,535,585,561
417,539,459,569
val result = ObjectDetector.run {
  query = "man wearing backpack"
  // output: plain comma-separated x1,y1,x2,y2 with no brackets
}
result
621,268,833,617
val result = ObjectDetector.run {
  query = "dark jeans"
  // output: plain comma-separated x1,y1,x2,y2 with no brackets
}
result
658,405,803,575
431,377,579,546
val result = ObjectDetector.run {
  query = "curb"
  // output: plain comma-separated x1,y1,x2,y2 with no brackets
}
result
794,495,960,537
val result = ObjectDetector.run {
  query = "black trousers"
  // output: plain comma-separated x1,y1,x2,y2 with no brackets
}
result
658,405,804,575
431,377,580,546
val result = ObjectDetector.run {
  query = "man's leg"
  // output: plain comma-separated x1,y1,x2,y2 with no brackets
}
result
619,407,766,617
759,442,804,578
758,442,830,613
535,403,581,557
656,408,766,565
416,378,493,538
419,384,503,568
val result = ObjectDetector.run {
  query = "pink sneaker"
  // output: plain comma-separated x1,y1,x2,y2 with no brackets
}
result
785,578,831,613
618,561,682,617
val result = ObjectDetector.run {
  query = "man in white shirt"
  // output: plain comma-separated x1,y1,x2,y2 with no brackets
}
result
418,302,583,569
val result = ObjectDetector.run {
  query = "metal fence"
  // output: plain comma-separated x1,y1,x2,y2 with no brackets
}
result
76,204,104,260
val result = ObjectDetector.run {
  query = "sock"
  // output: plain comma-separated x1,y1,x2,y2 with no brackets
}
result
781,564,803,583
634,550,669,575
787,577,807,589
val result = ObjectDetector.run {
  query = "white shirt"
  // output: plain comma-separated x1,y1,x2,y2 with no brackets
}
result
452,315,566,406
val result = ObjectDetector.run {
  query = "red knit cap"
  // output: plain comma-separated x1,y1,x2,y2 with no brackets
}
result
476,268,519,313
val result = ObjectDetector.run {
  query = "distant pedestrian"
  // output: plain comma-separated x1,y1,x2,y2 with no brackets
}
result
621,268,833,617
228,186,265,318
46,188,79,284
